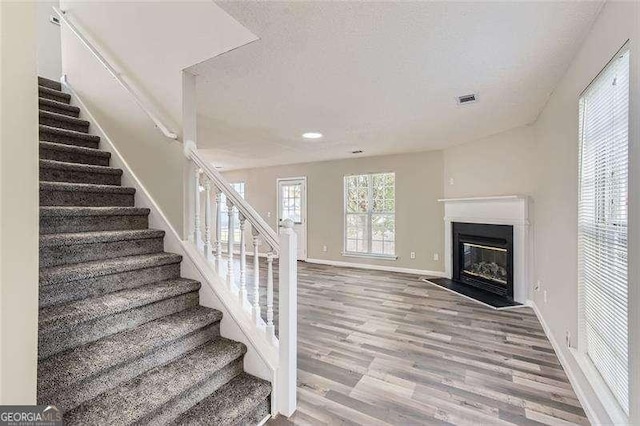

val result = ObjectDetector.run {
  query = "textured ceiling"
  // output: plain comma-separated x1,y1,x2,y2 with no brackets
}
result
194,1,603,170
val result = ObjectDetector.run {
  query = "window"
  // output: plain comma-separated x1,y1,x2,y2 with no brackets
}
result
344,173,395,257
220,182,245,243
578,44,629,415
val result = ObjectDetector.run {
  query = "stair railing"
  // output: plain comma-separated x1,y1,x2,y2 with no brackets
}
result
56,6,297,414
53,7,178,140
183,141,298,417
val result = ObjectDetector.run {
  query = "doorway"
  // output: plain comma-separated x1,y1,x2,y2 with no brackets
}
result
277,177,307,260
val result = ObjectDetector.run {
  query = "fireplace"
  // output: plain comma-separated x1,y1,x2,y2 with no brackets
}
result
452,222,514,299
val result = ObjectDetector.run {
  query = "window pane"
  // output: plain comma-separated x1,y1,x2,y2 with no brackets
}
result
578,45,629,413
344,173,395,255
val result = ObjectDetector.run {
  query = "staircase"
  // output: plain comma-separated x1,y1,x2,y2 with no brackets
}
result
36,76,271,425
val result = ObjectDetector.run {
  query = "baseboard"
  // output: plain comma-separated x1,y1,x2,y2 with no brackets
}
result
528,301,607,426
305,258,446,277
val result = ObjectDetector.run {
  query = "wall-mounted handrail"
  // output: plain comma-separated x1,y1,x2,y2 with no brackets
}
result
184,141,279,251
53,7,179,141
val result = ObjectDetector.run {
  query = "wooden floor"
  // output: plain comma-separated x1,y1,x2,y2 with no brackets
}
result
226,258,588,425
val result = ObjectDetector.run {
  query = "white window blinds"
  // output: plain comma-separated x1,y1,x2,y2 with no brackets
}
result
578,44,630,414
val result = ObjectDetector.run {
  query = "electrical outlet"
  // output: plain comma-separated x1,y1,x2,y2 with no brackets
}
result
410,252,416,259
566,331,571,348
267,212,271,218
433,253,439,261
534,280,541,292
322,245,328,253
449,177,455,186
543,290,548,304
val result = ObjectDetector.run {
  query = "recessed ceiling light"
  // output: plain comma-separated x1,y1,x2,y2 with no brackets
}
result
352,150,363,154
302,132,323,139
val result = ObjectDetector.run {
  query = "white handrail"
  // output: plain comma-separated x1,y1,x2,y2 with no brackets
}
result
53,7,179,141
184,141,279,251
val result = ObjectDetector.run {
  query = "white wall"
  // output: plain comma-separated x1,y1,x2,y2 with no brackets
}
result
443,125,536,198
532,1,639,423
224,150,445,273
36,1,61,80
0,1,39,404
59,2,257,233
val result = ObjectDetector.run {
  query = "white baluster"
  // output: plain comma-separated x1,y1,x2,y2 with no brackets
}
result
193,168,201,246
266,250,275,341
204,178,213,261
252,230,261,324
214,191,222,261
239,214,248,307
226,198,235,287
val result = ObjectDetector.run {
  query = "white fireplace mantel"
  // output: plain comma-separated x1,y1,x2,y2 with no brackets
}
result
439,195,531,304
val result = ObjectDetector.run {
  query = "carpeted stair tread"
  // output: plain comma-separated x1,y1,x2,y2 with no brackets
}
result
40,141,110,166
39,85,71,103
41,182,136,207
40,252,182,286
39,110,90,132
40,181,135,194
63,337,245,426
39,253,183,308
38,306,224,394
40,124,100,149
39,278,201,332
38,76,62,91
40,206,149,218
40,159,122,176
39,97,81,117
40,229,165,267
40,229,163,247
40,159,122,186
173,373,271,426
40,206,150,235
38,280,200,359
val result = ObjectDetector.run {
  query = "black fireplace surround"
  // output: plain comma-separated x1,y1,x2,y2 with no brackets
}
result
452,222,514,299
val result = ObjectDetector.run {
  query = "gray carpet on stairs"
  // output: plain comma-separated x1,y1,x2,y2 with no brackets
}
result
36,76,271,425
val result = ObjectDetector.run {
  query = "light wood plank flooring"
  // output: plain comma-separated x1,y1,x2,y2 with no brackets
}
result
235,260,588,425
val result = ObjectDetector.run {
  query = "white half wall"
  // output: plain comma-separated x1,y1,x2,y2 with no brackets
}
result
0,1,39,404
36,1,61,80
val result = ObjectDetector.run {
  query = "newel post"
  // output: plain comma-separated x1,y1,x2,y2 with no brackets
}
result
278,219,297,416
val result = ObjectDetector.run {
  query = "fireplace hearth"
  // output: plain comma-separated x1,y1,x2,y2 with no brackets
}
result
453,222,514,299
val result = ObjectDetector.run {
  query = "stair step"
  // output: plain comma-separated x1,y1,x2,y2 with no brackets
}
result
173,373,271,426
39,85,71,103
63,337,246,425
40,206,149,235
40,141,110,166
40,159,122,186
38,76,62,91
39,279,201,359
39,110,90,133
40,252,183,307
40,125,100,149
40,229,164,267
39,97,80,118
40,182,135,207
38,306,224,413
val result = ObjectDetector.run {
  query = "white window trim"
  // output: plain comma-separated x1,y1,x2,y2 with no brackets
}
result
343,172,396,259
575,41,630,424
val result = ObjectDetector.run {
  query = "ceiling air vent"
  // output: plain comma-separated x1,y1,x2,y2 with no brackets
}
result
457,93,478,105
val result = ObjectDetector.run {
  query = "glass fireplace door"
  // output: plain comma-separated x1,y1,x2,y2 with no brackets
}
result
462,243,508,286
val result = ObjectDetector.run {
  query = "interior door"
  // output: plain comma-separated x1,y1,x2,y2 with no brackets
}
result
277,177,307,260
